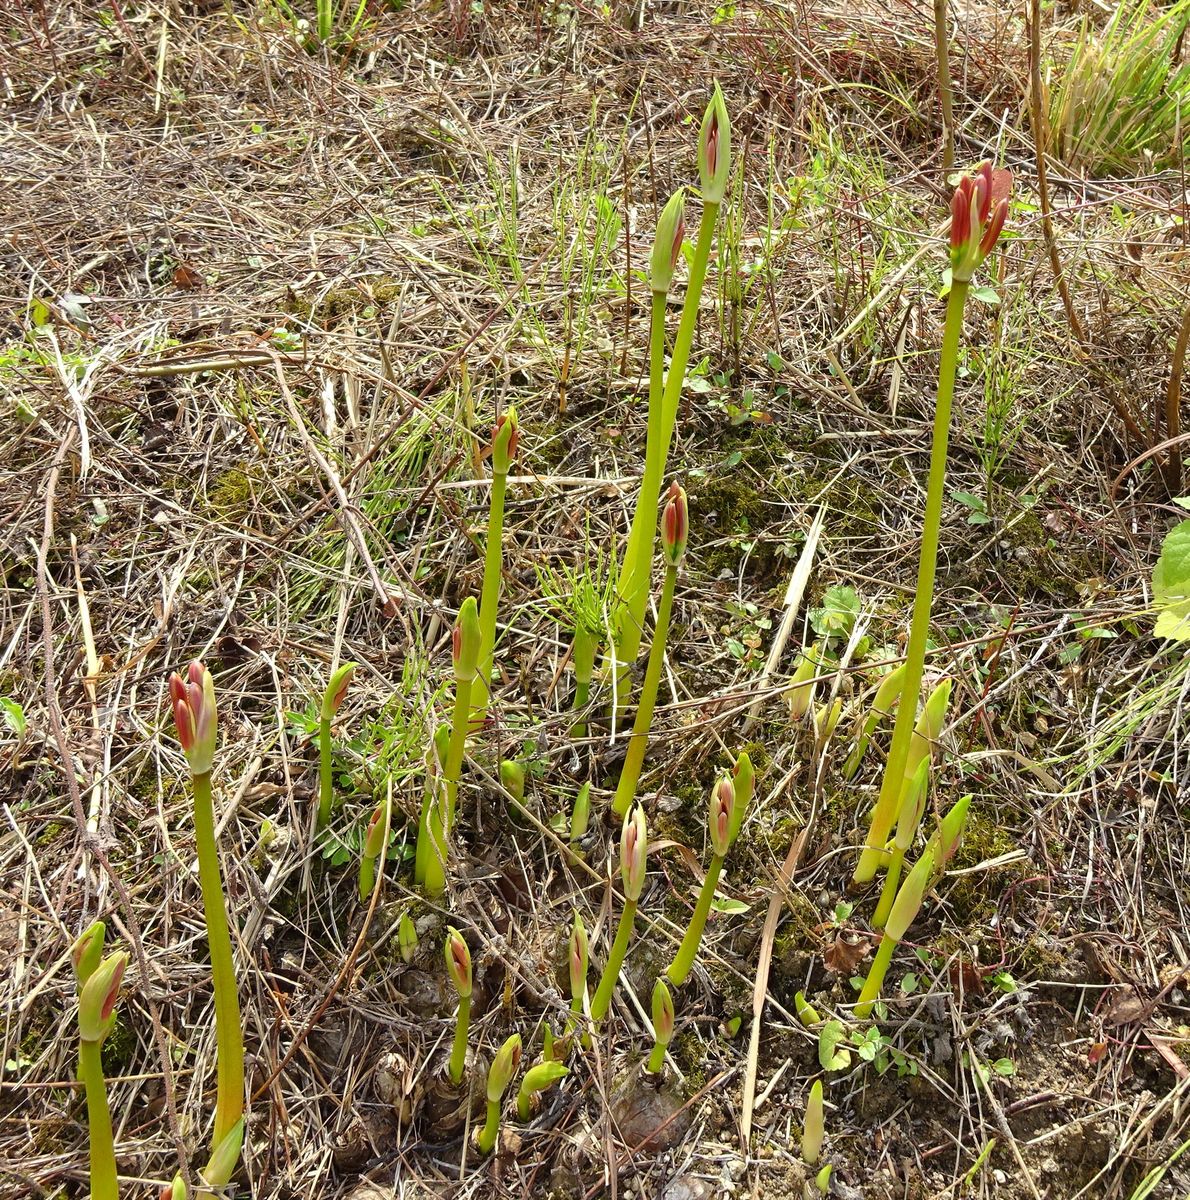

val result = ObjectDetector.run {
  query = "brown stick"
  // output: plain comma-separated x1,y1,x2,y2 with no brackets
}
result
933,0,955,177
1028,0,1085,344
1164,299,1190,494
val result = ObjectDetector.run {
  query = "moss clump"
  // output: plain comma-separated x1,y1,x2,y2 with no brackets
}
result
207,463,258,522
282,276,405,322
668,1029,708,1092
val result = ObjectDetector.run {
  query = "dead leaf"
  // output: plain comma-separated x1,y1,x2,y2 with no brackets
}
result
1103,986,1148,1027
823,932,869,977
172,263,203,290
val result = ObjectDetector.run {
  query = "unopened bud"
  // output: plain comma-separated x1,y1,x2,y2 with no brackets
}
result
568,912,588,1003
486,1033,523,1103
802,1079,824,1165
398,912,418,963
709,775,734,858
729,751,754,844
445,927,473,999
650,189,686,294
651,978,675,1048
500,760,526,803
621,805,648,902
698,83,732,204
452,597,482,682
71,920,105,986
168,661,217,775
885,850,936,942
660,481,689,567
77,951,127,1043
949,161,1011,283
491,407,519,474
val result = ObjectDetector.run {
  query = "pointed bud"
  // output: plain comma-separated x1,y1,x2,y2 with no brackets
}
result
650,189,686,294
784,642,821,720
651,979,675,1049
321,662,356,722
500,760,526,803
794,991,821,1027
77,951,127,1043
486,1033,522,1103
521,1060,568,1100
570,781,591,844
168,661,217,775
71,920,106,987
491,407,519,475
660,481,688,568
979,199,1009,257
893,755,930,853
452,597,482,682
621,805,648,902
698,83,732,204
444,927,473,999
884,850,936,942
709,775,734,858
903,678,952,786
934,794,971,868
160,1173,187,1200
814,697,842,741
201,1117,243,1187
815,1165,832,1195
363,798,387,861
398,912,418,963
729,751,754,844
802,1079,825,1165
949,161,1012,282
568,912,588,1003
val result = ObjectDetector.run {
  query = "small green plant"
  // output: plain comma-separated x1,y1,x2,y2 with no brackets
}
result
317,662,355,830
445,927,473,1087
500,759,526,804
612,482,688,817
666,758,753,986
71,924,125,1200
168,662,245,1183
414,724,450,890
566,912,589,1046
1152,503,1190,642
842,661,906,779
476,1033,522,1155
358,786,390,903
590,806,648,1021
472,409,519,726
516,1060,568,1121
853,164,1007,886
570,781,591,854
646,979,675,1074
397,912,418,963
802,1078,824,1166
784,641,824,721
609,86,730,709
271,0,370,50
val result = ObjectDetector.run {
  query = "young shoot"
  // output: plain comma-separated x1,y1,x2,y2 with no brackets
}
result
414,724,450,888
476,1033,522,1155
853,164,1008,886
358,783,391,903
566,912,589,1047
168,662,244,1179
445,927,473,1086
516,1060,568,1121
590,806,648,1021
612,482,688,818
802,1079,824,1165
317,662,356,830
471,408,519,726
842,661,907,780
647,978,675,1074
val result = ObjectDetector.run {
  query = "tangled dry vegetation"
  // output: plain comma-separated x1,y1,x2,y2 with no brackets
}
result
2,2,1189,1199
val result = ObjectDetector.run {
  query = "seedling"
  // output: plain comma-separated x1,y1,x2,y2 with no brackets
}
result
566,912,589,1046
168,662,244,1180
445,927,473,1086
317,662,355,830
612,482,688,817
476,1033,522,1154
842,661,907,780
854,164,1007,885
414,724,450,889
647,979,675,1074
516,1060,568,1121
590,806,648,1021
358,783,391,903
802,1079,824,1165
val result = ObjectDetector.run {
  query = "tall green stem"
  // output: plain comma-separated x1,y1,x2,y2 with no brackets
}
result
472,468,509,726
612,564,676,818
589,899,638,1022
871,847,905,930
192,771,244,1151
78,1038,117,1200
448,993,471,1086
853,280,969,884
317,715,332,829
646,1038,667,1075
855,933,898,1020
610,204,719,703
666,854,723,986
423,678,474,896
477,1098,501,1154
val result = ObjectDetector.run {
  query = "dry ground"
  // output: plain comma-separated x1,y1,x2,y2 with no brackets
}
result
2,2,1189,1199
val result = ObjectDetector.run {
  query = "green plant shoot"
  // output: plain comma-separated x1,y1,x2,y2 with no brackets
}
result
476,1033,522,1154
647,978,675,1074
414,723,450,888
358,782,391,903
445,927,473,1086
590,805,648,1022
317,661,355,830
842,661,907,779
516,1060,568,1121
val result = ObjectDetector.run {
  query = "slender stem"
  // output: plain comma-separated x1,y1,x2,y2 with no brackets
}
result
853,281,968,884
612,564,676,818
516,1087,532,1122
472,468,508,725
666,854,723,986
871,846,905,930
570,678,591,739
78,1038,118,1200
646,1039,666,1075
192,771,244,1150
358,855,376,903
1165,299,1190,494
317,715,333,829
477,1097,501,1154
425,677,474,896
589,899,638,1022
609,204,719,705
448,993,471,1086
855,932,898,1019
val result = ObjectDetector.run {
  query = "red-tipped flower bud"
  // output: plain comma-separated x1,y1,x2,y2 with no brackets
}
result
650,189,686,295
660,481,689,568
651,978,675,1048
321,661,356,722
486,1033,522,1103
160,1173,187,1200
77,951,127,1043
445,926,473,1000
729,751,754,843
698,83,732,204
568,912,588,1002
363,799,387,861
71,920,106,986
452,597,482,682
709,775,734,858
621,804,648,902
949,161,1011,283
491,407,519,475
169,661,218,775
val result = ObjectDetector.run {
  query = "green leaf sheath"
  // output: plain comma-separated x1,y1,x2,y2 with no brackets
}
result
612,564,677,818
666,853,724,986
855,932,898,1020
589,899,638,1022
192,771,245,1149
854,280,969,883
78,1038,118,1200
472,468,509,725
317,715,333,830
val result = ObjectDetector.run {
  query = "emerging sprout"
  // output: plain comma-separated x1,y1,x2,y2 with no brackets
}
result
317,661,357,830
445,927,473,1087
647,979,675,1074
397,912,418,963
516,1060,568,1121
500,760,526,804
649,189,686,295
698,82,732,204
477,1033,522,1154
590,806,649,1021
802,1079,825,1165
71,920,106,987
